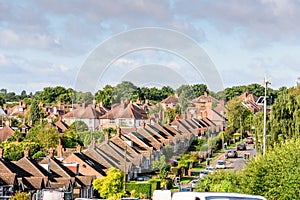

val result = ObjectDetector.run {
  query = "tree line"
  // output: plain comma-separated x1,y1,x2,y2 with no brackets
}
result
0,82,282,108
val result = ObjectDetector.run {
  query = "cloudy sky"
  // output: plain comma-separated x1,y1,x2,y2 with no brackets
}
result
0,0,299,94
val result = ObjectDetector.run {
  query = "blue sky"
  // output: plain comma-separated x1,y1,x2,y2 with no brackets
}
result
0,0,299,94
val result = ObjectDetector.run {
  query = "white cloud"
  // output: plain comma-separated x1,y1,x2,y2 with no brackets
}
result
0,53,10,66
0,29,19,48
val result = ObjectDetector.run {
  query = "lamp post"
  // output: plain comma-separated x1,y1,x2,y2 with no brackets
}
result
263,77,271,155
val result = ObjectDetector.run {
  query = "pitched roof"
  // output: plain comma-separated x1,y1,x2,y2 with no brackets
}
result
72,152,107,176
54,120,68,132
161,95,179,104
0,126,14,142
0,157,31,177
64,104,106,119
16,157,49,178
100,101,147,119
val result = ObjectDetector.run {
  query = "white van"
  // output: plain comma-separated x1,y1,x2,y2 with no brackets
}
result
153,190,172,200
171,192,266,200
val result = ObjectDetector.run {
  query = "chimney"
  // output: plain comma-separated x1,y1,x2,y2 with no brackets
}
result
104,133,109,142
0,147,3,158
57,138,63,158
29,120,33,126
3,104,6,110
167,116,170,124
48,148,54,158
76,145,81,152
82,102,87,108
24,147,30,158
141,121,146,128
57,100,61,107
175,114,180,120
99,101,103,107
91,139,96,148
145,99,148,104
117,127,121,136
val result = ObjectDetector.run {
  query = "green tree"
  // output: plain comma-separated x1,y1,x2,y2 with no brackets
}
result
29,98,41,125
112,81,137,104
95,85,114,107
10,191,30,200
93,167,125,200
191,84,208,97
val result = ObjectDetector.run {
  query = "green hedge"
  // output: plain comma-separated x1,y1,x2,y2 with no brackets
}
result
126,182,152,199
148,179,161,196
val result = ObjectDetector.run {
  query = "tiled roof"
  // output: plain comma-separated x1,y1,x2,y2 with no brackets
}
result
54,120,68,131
0,157,31,177
0,126,14,141
21,177,45,190
161,96,179,104
0,173,17,185
16,157,49,178
64,104,106,119
72,152,107,176
100,102,147,119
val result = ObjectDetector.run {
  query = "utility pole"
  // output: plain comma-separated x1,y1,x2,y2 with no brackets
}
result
263,77,271,155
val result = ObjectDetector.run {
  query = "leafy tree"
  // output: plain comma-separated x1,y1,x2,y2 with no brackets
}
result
241,137,300,199
93,167,125,199
196,170,241,193
112,81,137,104
0,94,5,107
95,85,114,107
225,98,249,139
29,98,41,125
32,151,46,159
10,191,30,200
1,141,40,161
26,124,60,149
191,84,208,97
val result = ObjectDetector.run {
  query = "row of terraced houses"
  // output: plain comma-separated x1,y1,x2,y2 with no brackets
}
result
1,92,260,199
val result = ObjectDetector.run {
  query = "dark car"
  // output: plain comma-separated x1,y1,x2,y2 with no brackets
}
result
237,142,247,150
246,137,254,144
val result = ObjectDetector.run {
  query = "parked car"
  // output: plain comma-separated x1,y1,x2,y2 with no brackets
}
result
205,166,215,173
136,175,151,181
237,142,247,150
191,179,199,188
226,150,238,158
199,170,209,179
246,137,254,144
215,160,226,169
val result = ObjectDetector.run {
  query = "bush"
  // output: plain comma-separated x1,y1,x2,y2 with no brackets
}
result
126,182,151,198
32,151,46,159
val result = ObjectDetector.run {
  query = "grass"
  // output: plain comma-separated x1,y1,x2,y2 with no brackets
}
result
180,176,194,184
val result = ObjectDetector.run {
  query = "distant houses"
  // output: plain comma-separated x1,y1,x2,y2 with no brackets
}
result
0,93,228,198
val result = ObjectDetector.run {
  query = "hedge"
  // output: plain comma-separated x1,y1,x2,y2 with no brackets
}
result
126,182,152,199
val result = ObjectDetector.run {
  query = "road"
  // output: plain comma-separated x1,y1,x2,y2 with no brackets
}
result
224,144,255,171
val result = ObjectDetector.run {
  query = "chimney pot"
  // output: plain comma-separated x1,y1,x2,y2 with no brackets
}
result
24,147,30,158
48,148,54,158
0,147,3,158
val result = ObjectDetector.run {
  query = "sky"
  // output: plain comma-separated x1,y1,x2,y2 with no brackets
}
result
0,0,300,94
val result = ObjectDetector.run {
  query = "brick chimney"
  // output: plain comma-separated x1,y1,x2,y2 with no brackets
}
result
57,138,63,158
24,147,30,158
104,133,109,143
48,148,54,158
76,145,81,153
141,121,146,128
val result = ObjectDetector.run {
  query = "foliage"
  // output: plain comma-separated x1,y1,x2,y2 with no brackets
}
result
126,182,151,199
10,191,30,200
26,124,60,149
241,137,300,199
29,98,41,125
196,170,241,193
32,151,46,159
93,167,125,199
0,141,40,161
95,85,114,107
269,87,300,144
225,98,251,138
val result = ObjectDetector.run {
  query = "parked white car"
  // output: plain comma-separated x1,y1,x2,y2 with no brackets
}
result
215,160,226,169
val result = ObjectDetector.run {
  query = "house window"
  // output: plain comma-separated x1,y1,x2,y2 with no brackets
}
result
110,119,115,124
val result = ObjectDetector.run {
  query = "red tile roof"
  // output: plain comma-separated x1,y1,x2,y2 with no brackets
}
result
100,102,147,119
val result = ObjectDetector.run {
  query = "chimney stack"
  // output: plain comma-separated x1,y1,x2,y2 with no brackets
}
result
24,147,30,158
57,138,63,158
76,145,81,152
48,148,54,158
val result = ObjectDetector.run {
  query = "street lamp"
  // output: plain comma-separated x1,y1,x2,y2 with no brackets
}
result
263,77,271,155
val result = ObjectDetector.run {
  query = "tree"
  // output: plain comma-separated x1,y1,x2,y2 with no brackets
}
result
112,81,137,104
26,124,60,149
95,85,114,107
191,84,208,97
93,167,125,199
29,98,41,125
10,191,29,200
